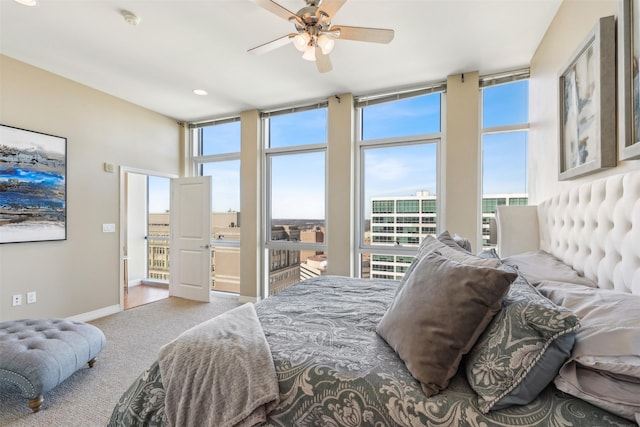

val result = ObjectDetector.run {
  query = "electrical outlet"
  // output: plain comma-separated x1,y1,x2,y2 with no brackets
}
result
12,294,22,306
27,291,37,304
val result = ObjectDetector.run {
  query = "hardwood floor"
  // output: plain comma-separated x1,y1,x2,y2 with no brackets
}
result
124,284,169,310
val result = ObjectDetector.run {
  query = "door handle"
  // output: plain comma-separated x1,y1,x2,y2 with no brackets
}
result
200,244,210,249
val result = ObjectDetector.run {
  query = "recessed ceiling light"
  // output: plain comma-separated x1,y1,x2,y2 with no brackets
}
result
121,10,141,26
193,89,208,96
15,0,38,6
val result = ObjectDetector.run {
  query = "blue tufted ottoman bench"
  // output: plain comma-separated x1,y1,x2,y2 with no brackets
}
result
0,318,106,412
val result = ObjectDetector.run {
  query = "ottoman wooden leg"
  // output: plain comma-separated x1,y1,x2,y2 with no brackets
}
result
29,395,43,413
88,357,97,368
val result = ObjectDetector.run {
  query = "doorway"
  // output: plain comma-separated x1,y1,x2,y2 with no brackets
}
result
120,168,175,310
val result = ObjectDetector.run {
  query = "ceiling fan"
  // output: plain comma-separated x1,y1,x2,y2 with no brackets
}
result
247,0,394,73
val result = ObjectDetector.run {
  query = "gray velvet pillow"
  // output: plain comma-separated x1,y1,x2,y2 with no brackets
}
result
376,252,516,397
466,269,580,412
437,230,472,252
476,247,500,261
397,235,501,293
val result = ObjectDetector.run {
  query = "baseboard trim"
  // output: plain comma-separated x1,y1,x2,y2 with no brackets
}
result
67,304,121,323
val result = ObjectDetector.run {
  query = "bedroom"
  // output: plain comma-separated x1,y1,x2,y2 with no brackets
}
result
1,0,640,424
1,0,636,321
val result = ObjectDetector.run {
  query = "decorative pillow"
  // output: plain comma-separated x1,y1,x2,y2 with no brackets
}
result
397,235,500,293
465,270,580,413
502,250,597,287
377,252,516,397
537,281,640,422
433,239,501,268
453,233,472,252
437,230,472,252
476,247,500,260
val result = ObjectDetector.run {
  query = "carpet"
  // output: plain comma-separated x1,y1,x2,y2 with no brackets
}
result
0,293,241,427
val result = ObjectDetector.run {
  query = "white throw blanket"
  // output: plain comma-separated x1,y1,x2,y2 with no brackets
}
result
158,303,280,427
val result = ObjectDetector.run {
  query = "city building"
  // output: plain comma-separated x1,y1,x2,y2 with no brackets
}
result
369,192,527,280
147,213,326,294
147,212,241,292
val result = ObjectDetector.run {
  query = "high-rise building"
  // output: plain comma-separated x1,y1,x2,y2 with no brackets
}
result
368,191,437,280
368,192,527,280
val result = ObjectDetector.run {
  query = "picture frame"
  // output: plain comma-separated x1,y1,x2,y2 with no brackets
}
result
619,0,640,160
0,124,67,244
558,15,616,180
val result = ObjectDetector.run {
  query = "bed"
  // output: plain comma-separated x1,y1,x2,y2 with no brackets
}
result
108,170,640,427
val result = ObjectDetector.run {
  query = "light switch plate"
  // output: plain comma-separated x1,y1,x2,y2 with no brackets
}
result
102,223,116,233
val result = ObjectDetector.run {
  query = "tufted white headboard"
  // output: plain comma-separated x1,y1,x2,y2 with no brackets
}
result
497,170,640,295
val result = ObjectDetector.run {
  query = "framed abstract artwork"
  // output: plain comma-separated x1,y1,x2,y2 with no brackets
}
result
619,0,640,160
0,124,67,244
558,15,617,180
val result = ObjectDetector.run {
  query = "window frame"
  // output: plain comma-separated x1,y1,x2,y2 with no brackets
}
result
479,72,530,248
354,88,444,278
261,104,329,295
264,144,328,252
191,120,242,252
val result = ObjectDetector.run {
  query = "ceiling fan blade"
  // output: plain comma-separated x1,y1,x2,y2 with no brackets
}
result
250,0,303,25
247,34,296,55
315,47,332,73
330,25,394,44
319,0,347,17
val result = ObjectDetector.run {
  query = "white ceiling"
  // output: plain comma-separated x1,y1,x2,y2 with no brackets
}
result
0,0,562,122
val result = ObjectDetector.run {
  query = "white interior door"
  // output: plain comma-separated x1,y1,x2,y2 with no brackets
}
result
170,176,211,302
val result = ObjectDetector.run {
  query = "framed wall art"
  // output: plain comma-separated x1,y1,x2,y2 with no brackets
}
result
558,15,616,180
0,124,67,244
619,0,640,160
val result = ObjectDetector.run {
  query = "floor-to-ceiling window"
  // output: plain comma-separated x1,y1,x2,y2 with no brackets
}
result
184,70,527,294
480,71,529,248
262,103,328,294
192,118,242,293
355,85,444,279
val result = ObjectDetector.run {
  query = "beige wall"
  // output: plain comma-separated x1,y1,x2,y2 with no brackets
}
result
239,109,261,301
444,72,481,249
529,0,639,202
327,93,354,276
0,55,180,321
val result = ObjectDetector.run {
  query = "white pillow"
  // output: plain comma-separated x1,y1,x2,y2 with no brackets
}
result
537,281,640,422
503,250,596,287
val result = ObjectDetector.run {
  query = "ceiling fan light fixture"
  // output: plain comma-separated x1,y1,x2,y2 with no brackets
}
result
293,32,311,52
248,0,394,72
317,34,335,54
302,44,316,61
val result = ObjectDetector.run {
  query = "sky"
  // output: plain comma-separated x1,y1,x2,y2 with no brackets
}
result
148,80,529,217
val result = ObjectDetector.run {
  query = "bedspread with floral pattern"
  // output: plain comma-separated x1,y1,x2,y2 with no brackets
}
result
108,275,634,427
